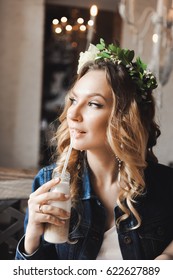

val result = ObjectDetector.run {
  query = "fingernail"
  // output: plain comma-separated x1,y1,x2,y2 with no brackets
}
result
54,177,60,182
64,194,70,199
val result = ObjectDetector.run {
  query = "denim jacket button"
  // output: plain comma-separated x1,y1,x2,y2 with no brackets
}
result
96,200,101,206
123,235,132,244
157,226,164,236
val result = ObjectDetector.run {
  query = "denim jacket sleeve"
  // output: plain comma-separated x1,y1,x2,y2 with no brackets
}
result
15,165,56,260
15,234,58,260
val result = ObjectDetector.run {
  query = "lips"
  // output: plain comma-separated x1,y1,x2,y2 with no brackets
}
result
70,128,86,135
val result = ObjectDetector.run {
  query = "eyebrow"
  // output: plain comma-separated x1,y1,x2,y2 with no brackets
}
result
71,91,107,102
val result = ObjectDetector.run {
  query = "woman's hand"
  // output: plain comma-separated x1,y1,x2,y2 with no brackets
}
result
24,177,70,254
155,241,173,260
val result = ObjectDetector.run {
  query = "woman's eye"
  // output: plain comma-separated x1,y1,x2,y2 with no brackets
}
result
69,97,77,105
69,98,103,108
88,102,103,108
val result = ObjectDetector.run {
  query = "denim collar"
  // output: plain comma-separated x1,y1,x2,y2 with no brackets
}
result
81,160,97,200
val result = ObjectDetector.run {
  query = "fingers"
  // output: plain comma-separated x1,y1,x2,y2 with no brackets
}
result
39,204,70,220
29,177,70,207
27,177,71,228
30,177,61,198
32,204,70,227
28,191,70,218
30,191,70,211
28,201,70,228
33,212,67,226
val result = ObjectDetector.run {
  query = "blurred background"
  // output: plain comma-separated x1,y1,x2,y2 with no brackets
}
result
0,0,173,259
0,0,173,169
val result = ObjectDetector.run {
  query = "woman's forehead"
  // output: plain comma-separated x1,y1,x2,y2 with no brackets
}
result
73,70,112,96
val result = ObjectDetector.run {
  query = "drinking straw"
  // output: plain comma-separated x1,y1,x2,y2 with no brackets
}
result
60,133,75,179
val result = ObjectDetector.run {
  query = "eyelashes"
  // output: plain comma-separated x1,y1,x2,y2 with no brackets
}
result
69,97,104,109
88,102,104,108
69,97,76,104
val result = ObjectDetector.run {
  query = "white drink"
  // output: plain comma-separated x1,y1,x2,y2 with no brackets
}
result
44,172,71,243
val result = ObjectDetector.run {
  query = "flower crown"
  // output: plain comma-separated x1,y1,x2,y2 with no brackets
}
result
77,38,158,103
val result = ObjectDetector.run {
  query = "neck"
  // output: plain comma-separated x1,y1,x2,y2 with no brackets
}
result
86,148,120,230
86,148,118,188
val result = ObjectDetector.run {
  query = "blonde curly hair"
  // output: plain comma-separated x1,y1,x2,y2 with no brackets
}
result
52,59,160,229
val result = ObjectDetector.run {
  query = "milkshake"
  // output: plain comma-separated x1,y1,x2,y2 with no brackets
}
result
44,172,71,243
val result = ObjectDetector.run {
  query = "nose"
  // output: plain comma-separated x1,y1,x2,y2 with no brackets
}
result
67,106,83,122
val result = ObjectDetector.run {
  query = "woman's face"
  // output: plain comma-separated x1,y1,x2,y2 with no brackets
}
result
67,70,113,152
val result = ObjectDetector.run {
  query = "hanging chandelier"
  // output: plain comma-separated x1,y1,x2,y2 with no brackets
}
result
51,5,98,47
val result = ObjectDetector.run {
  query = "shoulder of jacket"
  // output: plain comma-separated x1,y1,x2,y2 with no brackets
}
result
145,161,173,187
146,161,173,174
32,163,57,190
41,163,57,182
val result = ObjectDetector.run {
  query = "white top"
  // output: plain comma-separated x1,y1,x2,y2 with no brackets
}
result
96,226,122,260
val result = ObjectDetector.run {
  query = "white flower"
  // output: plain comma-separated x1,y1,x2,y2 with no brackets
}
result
77,44,99,74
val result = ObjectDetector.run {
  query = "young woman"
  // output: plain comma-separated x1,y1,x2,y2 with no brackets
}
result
16,39,173,260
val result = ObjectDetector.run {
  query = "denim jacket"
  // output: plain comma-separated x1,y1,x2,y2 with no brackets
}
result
15,161,173,260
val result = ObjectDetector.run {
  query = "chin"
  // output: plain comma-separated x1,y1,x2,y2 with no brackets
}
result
72,144,86,151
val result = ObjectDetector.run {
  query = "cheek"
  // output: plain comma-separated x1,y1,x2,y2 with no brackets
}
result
90,115,109,134
66,108,72,124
